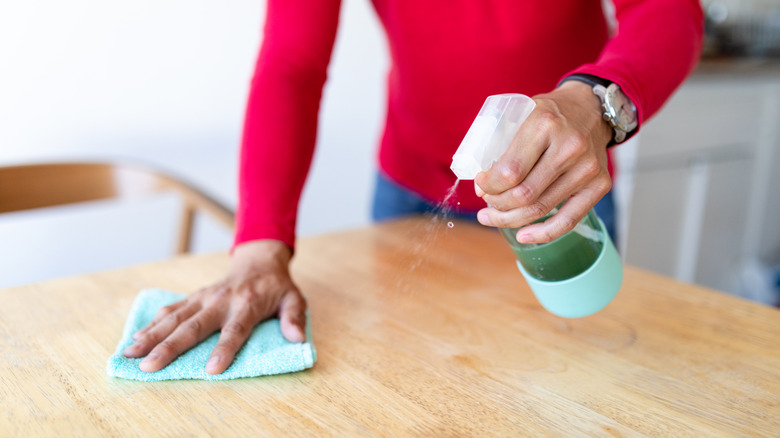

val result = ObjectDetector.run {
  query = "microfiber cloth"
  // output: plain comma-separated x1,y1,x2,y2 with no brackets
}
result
107,289,316,381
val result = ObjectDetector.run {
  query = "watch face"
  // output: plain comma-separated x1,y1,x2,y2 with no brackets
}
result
605,85,638,132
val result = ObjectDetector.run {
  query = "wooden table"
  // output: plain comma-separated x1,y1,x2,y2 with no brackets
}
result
2,218,778,436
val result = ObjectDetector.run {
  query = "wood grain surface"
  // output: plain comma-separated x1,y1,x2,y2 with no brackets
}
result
1,217,778,437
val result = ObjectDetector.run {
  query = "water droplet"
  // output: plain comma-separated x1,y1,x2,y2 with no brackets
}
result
447,221,454,228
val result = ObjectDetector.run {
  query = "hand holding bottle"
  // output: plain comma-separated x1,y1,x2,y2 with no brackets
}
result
472,81,613,244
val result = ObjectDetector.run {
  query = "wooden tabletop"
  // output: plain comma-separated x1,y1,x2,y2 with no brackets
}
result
1,217,778,436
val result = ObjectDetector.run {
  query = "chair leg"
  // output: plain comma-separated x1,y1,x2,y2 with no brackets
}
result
176,204,195,254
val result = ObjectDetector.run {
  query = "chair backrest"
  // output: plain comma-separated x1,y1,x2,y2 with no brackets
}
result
0,162,235,254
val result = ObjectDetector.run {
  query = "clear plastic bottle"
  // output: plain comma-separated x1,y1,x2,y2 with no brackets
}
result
500,207,604,282
452,94,623,318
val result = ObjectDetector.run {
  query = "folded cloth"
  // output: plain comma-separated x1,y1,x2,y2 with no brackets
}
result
107,289,316,381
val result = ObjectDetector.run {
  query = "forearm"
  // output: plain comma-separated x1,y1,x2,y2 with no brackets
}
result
235,61,324,249
564,0,704,126
234,0,342,249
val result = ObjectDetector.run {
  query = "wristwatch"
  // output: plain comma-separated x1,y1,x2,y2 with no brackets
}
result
559,74,638,145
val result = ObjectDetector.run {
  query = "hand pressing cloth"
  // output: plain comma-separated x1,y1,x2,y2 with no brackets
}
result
107,289,316,381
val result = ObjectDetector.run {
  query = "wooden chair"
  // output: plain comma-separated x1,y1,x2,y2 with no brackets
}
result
0,161,235,254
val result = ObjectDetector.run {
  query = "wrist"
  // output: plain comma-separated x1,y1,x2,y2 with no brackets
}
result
233,239,293,267
559,74,638,146
557,81,613,148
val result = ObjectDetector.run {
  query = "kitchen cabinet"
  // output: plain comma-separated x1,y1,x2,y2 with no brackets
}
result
616,60,780,302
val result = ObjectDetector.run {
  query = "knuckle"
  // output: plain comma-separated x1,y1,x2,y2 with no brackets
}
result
542,214,579,242
163,311,182,326
237,288,258,305
557,214,579,234
239,290,271,317
539,229,557,243
511,184,535,205
559,136,586,162
155,340,178,357
581,159,601,179
183,318,203,337
222,321,249,338
139,327,166,345
496,163,522,187
527,201,551,221
535,110,559,132
490,214,510,228
212,285,231,299
155,305,175,319
596,175,613,194
138,331,159,345
483,209,507,227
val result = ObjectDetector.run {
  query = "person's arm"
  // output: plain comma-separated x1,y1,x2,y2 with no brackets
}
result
123,0,343,374
564,0,704,127
237,0,343,249
475,0,703,242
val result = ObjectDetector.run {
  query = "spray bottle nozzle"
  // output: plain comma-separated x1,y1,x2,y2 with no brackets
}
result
450,94,536,180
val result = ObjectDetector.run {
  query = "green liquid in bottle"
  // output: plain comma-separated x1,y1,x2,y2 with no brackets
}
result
500,209,604,282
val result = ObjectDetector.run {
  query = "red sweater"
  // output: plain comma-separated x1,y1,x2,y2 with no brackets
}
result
235,0,703,249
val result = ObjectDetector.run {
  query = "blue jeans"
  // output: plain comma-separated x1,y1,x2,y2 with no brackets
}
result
371,172,478,222
371,172,617,244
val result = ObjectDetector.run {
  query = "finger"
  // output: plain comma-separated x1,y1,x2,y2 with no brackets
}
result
474,111,548,195
481,150,567,212
478,166,574,229
131,299,187,340
478,148,609,230
474,179,486,198
514,182,609,244
123,301,201,358
512,193,595,244
279,290,307,343
477,188,563,231
205,312,258,375
138,307,222,373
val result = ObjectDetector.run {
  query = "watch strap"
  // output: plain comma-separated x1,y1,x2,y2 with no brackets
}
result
557,73,611,89
558,73,637,147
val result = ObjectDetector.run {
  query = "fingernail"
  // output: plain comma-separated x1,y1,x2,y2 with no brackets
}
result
123,343,142,356
518,233,533,243
206,356,221,374
293,328,305,343
477,210,492,226
132,332,143,340
139,353,159,372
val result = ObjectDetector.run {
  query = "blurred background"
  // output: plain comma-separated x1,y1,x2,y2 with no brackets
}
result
1,1,779,305
0,0,386,287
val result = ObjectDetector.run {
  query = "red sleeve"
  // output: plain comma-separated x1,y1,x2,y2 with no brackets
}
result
234,0,342,250
564,0,704,127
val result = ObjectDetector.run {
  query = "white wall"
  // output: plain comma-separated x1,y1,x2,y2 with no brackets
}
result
0,0,387,287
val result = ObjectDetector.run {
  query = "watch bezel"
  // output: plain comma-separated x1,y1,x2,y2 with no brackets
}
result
603,83,638,133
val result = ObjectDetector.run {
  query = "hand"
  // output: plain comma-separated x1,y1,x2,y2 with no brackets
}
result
122,239,307,375
474,81,614,243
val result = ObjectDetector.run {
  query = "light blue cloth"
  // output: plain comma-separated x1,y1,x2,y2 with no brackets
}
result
107,289,316,381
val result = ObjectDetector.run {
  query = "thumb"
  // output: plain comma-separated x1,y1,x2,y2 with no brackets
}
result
279,290,306,343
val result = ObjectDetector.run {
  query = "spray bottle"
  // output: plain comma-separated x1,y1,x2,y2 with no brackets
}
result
451,94,622,318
